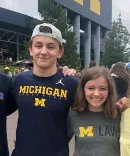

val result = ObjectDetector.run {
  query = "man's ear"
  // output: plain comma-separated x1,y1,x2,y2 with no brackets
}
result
29,47,33,57
57,48,64,59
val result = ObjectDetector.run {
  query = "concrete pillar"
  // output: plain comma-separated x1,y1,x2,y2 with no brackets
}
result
84,20,91,67
73,15,80,54
94,25,100,65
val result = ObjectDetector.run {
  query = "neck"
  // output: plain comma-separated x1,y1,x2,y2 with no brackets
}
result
33,64,58,77
88,105,103,112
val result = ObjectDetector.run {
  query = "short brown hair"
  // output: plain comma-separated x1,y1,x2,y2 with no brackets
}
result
72,66,118,118
29,40,32,48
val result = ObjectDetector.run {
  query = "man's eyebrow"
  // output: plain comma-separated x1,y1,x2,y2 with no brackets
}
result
35,41,42,44
47,43,55,45
35,41,55,44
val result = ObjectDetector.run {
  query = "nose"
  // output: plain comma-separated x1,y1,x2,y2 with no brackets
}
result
93,89,100,96
41,46,48,55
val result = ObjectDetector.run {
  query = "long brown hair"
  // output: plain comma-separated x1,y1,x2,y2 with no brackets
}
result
110,62,129,80
110,62,130,97
72,66,118,118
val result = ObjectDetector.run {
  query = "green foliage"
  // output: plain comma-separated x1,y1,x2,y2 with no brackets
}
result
101,14,130,68
38,0,80,68
21,41,30,59
59,31,81,68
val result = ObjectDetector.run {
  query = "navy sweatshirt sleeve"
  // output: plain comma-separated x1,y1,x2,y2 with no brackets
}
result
6,76,17,116
0,74,15,156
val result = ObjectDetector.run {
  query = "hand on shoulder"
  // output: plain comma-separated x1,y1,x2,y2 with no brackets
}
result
116,97,130,112
61,66,76,76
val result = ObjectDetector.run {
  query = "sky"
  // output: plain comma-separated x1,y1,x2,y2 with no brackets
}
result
0,0,41,19
0,0,130,30
112,0,130,31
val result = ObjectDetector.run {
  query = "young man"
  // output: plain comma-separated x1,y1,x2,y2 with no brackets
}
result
0,46,75,156
11,23,78,156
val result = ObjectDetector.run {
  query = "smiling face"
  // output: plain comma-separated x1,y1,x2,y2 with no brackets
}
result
29,36,63,71
84,76,108,112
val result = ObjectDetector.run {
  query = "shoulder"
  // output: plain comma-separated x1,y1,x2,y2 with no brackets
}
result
114,77,128,84
64,76,79,87
67,110,81,125
0,73,13,92
1,73,12,84
14,71,31,80
13,71,31,86
65,76,78,84
57,68,78,82
62,76,79,93
68,110,79,118
57,69,79,87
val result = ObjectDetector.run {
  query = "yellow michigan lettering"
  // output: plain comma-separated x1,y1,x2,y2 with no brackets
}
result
19,86,26,93
60,89,68,98
34,98,46,107
53,88,60,97
90,0,100,15
79,126,94,137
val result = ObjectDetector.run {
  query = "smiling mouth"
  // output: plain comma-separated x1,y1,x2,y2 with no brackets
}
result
91,98,102,101
39,58,49,59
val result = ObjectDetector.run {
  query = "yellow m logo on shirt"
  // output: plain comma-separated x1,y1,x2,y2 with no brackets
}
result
74,0,100,15
34,98,46,107
79,126,94,137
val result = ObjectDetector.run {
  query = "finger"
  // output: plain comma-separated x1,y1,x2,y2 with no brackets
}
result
116,100,122,107
62,66,69,76
116,103,122,110
116,97,127,106
68,69,76,76
117,97,130,112
71,69,76,75
120,97,128,103
63,69,76,76
67,70,74,76
63,69,70,76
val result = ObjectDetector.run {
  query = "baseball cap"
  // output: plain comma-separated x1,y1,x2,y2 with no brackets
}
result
31,23,66,45
4,66,9,70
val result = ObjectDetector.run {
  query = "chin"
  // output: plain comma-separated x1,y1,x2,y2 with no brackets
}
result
91,103,103,107
94,105,103,108
39,65,50,69
37,63,50,68
34,61,56,69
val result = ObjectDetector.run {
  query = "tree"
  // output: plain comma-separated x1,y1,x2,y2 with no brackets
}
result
20,41,30,59
101,14,130,68
38,0,80,68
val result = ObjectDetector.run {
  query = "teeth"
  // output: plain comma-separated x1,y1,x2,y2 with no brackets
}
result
92,98,101,101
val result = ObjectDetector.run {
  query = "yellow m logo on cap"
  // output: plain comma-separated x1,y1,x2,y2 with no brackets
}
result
74,0,100,15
